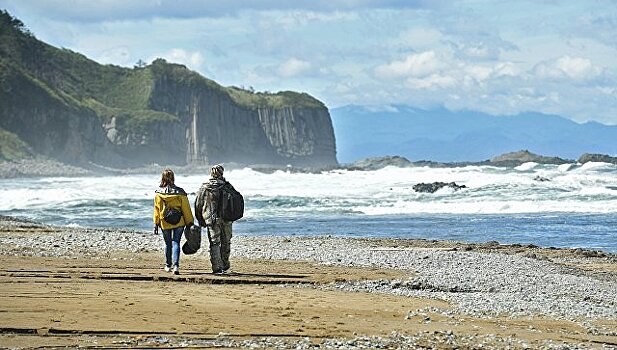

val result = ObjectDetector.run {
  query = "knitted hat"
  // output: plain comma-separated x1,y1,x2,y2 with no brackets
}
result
211,164,224,178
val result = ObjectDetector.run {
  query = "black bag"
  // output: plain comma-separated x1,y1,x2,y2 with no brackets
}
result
220,182,244,222
162,198,183,225
182,225,201,254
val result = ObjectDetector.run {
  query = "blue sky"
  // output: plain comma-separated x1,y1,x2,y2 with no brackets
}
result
2,0,617,124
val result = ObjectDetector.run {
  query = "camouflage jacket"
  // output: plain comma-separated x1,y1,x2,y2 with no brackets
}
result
194,177,226,227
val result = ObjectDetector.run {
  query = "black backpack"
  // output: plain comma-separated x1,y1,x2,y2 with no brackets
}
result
162,198,183,225
219,182,244,222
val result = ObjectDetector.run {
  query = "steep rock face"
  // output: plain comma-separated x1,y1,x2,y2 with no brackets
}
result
147,72,278,165
257,107,337,166
146,65,338,166
0,11,338,168
101,115,186,166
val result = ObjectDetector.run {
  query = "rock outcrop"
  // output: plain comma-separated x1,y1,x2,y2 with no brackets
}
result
0,11,337,168
346,156,412,170
489,150,571,167
577,153,617,165
413,182,467,193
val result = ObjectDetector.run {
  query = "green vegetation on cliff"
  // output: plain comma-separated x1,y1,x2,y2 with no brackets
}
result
0,129,32,161
83,98,178,130
227,87,325,110
99,68,154,110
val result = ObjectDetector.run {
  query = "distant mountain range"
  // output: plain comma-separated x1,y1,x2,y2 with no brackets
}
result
331,105,617,163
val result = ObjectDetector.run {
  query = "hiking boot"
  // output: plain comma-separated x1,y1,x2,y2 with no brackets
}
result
209,244,224,273
173,266,179,275
164,265,172,272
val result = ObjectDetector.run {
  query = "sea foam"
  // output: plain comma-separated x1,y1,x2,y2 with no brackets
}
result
1,164,616,222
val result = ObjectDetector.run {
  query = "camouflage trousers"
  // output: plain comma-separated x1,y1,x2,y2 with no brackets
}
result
207,222,232,272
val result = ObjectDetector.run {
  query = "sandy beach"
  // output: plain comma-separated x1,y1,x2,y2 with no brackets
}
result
0,215,616,349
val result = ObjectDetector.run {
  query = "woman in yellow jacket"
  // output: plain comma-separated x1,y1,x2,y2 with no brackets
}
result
153,168,194,275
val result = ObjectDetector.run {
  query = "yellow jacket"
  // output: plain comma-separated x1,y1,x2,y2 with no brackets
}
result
153,185,194,230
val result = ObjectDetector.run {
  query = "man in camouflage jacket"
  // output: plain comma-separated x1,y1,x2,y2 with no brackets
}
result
195,164,233,274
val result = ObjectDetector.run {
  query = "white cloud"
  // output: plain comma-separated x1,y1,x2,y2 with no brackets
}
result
533,55,601,81
270,10,359,29
464,65,493,82
150,49,204,69
0,0,437,22
554,56,597,79
376,52,522,90
458,43,491,59
363,105,400,113
375,51,442,79
493,62,519,77
96,46,132,66
406,73,456,89
396,27,444,49
278,58,312,77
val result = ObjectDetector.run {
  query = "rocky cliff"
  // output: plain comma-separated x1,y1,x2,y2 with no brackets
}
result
0,11,337,168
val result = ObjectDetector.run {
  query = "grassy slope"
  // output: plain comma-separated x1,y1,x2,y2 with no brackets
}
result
0,129,32,161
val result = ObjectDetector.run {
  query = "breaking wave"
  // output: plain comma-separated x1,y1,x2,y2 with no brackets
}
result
1,163,616,251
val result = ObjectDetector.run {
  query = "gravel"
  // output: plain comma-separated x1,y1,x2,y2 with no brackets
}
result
133,332,606,349
233,236,617,321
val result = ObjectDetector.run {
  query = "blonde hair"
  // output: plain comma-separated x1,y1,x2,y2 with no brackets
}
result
159,168,175,187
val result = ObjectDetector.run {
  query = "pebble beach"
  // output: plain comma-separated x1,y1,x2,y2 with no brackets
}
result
1,215,616,348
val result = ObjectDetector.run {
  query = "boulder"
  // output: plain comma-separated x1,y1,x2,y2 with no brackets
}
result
533,175,550,182
412,182,467,193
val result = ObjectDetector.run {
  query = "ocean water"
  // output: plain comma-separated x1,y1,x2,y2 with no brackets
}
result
2,162,616,252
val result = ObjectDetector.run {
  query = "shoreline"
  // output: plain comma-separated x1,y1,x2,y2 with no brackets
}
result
2,214,615,259
0,215,616,348
2,153,616,179
3,212,617,255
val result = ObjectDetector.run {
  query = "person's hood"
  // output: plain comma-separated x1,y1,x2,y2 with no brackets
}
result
156,185,187,196
204,177,226,190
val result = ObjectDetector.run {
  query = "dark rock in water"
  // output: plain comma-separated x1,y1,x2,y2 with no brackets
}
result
533,175,551,182
412,182,467,193
346,156,412,171
489,150,571,166
577,153,617,165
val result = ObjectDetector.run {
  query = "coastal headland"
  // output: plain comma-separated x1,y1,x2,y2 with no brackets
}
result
0,216,615,349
